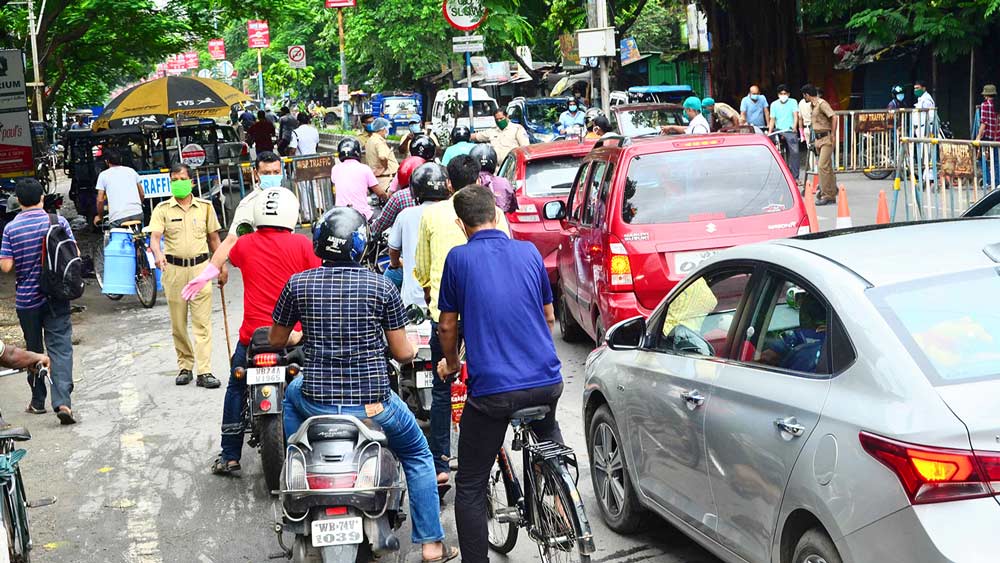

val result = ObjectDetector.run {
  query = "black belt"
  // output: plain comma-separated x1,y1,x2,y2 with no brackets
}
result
165,254,209,267
814,131,831,138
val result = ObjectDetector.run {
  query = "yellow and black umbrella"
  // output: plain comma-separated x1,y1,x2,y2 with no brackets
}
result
92,76,251,130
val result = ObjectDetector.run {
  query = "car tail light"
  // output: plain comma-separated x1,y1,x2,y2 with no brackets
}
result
307,473,357,490
605,236,633,292
325,507,348,516
860,432,1000,504
797,215,811,235
253,353,278,367
511,202,540,223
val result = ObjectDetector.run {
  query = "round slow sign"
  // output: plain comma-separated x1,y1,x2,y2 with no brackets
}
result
443,0,487,31
180,143,206,167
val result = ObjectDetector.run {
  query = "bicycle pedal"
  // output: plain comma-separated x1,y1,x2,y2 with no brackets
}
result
495,507,522,524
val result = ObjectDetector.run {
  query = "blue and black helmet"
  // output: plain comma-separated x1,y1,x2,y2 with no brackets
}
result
313,207,369,263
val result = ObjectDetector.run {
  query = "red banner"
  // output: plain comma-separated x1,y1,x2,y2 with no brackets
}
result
166,54,186,74
184,51,199,69
247,20,270,49
0,111,33,177
208,39,226,60
325,0,356,7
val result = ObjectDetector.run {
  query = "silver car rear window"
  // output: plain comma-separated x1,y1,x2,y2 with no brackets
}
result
870,268,1000,385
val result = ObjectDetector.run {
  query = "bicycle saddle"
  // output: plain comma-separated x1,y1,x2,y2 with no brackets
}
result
0,425,31,442
119,220,142,228
509,406,550,425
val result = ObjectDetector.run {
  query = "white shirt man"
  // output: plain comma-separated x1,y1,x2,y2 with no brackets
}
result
388,201,432,307
289,122,320,155
913,83,936,137
95,155,144,227
685,113,711,135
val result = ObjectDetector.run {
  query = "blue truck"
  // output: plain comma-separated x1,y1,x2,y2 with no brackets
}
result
370,91,423,135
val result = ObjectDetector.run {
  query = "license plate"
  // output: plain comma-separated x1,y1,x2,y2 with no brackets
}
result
673,249,721,277
416,370,434,389
311,517,364,547
247,367,284,385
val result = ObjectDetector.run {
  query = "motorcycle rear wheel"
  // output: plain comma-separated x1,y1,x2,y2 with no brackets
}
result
258,415,285,495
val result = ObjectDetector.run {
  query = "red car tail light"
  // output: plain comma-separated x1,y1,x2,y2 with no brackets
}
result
511,202,540,223
797,214,811,235
604,235,633,292
253,353,278,367
859,431,1000,504
307,473,357,490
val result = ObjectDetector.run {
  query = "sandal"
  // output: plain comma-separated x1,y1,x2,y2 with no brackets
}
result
421,543,459,563
25,404,46,415
56,406,76,425
211,456,242,476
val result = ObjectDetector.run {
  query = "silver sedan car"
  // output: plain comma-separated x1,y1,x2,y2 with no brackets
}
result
582,218,1000,563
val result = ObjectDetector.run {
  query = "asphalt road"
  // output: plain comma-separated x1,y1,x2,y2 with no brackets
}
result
0,173,891,563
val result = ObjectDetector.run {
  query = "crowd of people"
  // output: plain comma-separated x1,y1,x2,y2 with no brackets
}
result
239,104,321,157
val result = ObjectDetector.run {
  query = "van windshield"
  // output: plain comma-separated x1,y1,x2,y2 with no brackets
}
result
526,101,568,125
621,144,793,224
384,98,418,116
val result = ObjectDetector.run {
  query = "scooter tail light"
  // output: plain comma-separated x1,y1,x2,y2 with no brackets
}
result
253,353,279,367
859,431,998,505
325,507,348,516
356,456,379,489
307,473,357,490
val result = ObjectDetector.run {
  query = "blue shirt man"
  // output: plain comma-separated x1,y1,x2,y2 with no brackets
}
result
770,94,799,132
740,85,770,128
435,185,563,561
557,103,586,135
441,141,476,166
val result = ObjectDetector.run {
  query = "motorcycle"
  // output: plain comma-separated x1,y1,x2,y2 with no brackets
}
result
394,306,434,420
274,414,406,563
234,327,303,494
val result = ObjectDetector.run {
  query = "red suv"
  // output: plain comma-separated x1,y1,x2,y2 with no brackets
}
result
544,133,809,343
498,139,596,286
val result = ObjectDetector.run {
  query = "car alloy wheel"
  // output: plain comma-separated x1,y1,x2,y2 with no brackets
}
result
802,556,829,563
592,421,626,517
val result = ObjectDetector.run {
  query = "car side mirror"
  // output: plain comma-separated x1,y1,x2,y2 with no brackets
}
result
543,200,567,221
606,316,646,350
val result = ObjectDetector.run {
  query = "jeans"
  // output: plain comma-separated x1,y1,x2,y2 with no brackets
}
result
220,341,249,462
282,377,445,544
16,300,74,411
428,320,459,475
455,382,564,562
778,131,801,180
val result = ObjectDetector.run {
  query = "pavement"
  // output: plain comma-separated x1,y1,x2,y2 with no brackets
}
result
0,172,892,563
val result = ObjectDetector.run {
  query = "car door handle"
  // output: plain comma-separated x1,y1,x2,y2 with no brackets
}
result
680,389,706,410
774,417,806,438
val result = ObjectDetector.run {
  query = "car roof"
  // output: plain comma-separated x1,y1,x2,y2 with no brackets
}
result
517,139,597,160
628,85,694,93
771,219,1000,286
591,131,771,154
520,97,571,105
611,102,684,113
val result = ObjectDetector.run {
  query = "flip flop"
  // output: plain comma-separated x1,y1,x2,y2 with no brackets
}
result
421,544,459,563
56,407,76,425
25,404,46,414
211,456,242,477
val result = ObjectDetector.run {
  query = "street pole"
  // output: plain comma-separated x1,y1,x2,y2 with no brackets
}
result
26,0,45,120
465,32,474,129
594,0,611,111
257,48,265,105
339,8,349,128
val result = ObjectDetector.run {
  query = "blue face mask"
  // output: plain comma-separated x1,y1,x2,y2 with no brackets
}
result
409,124,422,134
364,123,374,132
259,173,283,189
895,93,905,101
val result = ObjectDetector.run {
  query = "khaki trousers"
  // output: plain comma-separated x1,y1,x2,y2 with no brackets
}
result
162,262,213,374
815,134,837,200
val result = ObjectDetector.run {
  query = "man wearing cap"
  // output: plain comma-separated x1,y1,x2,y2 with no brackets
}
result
802,84,838,205
977,84,999,186
662,96,710,135
149,163,224,389
365,118,399,194
701,97,740,131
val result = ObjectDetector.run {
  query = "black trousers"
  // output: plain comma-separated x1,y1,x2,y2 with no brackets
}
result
454,382,563,562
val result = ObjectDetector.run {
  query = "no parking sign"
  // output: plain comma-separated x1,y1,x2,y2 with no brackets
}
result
288,45,306,69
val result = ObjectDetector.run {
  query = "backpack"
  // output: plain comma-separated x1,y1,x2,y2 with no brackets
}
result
39,214,85,301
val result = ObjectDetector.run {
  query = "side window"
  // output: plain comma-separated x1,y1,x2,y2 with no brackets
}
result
654,270,753,359
742,274,834,376
498,155,516,184
582,161,607,225
567,162,592,222
508,105,524,123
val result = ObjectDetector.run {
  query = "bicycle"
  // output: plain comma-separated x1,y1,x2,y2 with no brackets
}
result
89,220,157,308
485,405,596,563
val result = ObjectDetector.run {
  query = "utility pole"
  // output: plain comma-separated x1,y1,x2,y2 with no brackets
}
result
338,8,349,128
25,0,45,120
594,0,611,111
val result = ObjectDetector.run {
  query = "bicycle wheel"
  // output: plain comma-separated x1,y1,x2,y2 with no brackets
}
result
134,242,157,309
486,449,518,554
533,464,590,563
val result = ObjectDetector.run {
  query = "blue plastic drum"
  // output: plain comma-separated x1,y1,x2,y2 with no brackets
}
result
102,229,136,295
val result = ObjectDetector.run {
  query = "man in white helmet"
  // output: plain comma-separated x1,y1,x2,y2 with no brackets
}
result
210,188,320,476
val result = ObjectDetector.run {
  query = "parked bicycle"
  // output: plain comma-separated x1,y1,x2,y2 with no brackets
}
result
486,405,595,563
88,220,157,308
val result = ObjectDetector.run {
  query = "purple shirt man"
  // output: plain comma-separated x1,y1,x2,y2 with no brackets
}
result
478,172,517,214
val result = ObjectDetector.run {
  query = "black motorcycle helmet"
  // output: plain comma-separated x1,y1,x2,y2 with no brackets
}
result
451,125,471,144
410,135,436,160
337,137,362,161
312,207,369,263
410,163,450,204
470,143,498,174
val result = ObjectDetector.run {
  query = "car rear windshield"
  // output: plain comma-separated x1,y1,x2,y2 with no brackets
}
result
616,108,688,136
525,156,581,197
526,102,568,124
870,268,1000,385
621,144,793,224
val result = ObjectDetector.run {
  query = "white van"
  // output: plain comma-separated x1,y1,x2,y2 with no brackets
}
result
430,87,499,132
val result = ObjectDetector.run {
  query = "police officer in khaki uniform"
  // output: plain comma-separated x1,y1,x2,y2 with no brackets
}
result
149,163,224,388
364,118,399,194
801,84,838,205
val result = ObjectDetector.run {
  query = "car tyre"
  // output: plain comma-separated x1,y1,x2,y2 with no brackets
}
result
559,293,587,343
587,405,647,533
792,528,842,563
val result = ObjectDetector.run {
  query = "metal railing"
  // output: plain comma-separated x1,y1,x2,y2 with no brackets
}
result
896,137,1000,221
830,108,939,174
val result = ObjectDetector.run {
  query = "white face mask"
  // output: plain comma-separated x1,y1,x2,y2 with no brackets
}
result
779,94,789,103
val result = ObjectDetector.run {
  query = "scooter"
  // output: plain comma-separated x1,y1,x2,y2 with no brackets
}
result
395,306,434,421
234,327,304,494
274,413,406,562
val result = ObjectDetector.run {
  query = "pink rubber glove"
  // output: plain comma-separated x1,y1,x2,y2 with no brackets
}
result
181,263,220,301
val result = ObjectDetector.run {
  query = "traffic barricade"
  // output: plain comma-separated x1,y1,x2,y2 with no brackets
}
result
830,108,938,176
897,137,1000,221
281,153,336,225
139,161,249,229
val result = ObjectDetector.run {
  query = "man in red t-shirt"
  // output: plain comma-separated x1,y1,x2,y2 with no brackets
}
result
212,188,320,476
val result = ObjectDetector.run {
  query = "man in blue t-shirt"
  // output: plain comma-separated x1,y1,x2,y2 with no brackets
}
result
768,84,801,180
436,185,563,561
740,83,770,128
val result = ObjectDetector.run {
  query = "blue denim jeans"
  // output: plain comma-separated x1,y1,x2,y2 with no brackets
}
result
220,341,249,462
282,377,445,544
16,300,74,411
428,321,454,475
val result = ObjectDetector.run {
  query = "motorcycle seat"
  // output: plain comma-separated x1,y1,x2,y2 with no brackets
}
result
0,425,31,442
248,326,286,356
509,406,550,425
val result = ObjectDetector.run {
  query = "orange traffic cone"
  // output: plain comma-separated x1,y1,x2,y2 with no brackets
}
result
875,190,890,225
804,183,820,233
811,175,820,196
835,185,852,229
